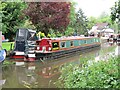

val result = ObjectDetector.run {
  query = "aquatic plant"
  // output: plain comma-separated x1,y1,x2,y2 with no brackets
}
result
2,60,15,68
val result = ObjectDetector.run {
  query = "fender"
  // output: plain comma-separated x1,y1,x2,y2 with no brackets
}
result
0,49,6,62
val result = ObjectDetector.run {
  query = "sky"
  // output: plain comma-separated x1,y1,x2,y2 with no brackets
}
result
74,0,117,17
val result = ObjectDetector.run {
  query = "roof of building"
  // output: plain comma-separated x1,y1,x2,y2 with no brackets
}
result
95,23,109,30
104,28,114,33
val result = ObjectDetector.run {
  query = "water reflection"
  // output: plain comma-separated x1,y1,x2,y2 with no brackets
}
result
95,52,100,62
18,63,37,88
2,52,98,88
15,61,25,66
108,41,120,56
115,46,120,56
2,43,117,88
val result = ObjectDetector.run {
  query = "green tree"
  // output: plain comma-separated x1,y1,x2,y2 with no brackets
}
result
65,2,76,36
75,8,88,35
98,12,112,24
22,20,36,29
87,13,113,30
87,16,97,29
111,0,120,33
2,1,27,41
0,1,2,31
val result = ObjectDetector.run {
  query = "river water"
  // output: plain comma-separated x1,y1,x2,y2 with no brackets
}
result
1,42,119,88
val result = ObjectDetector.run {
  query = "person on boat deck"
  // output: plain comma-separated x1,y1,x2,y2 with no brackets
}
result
37,31,45,39
47,33,51,38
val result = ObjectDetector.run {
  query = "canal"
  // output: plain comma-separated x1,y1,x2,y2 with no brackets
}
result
1,42,119,88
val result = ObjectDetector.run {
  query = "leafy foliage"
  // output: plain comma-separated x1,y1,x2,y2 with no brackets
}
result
64,2,76,36
87,16,97,30
75,8,88,35
56,56,119,88
111,0,120,32
22,20,36,29
25,2,71,36
87,12,120,33
65,7,89,36
1,1,27,41
88,13,112,30
111,0,120,22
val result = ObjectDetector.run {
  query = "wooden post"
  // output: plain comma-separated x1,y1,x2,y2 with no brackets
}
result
0,31,2,46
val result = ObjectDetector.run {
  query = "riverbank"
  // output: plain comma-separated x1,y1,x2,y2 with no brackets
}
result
56,55,119,88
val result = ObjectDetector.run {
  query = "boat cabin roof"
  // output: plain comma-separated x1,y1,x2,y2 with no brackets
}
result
37,36,98,42
51,36,97,41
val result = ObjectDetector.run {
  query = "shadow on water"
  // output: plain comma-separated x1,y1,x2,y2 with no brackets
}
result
1,43,118,88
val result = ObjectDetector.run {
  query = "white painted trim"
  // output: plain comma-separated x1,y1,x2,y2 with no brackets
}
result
15,52,25,55
28,51,35,53
28,54,35,57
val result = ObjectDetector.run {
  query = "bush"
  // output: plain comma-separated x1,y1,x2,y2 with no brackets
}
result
56,56,120,88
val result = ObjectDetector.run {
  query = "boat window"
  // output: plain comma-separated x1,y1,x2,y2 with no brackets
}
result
97,39,98,42
94,38,96,42
97,39,99,42
79,40,81,45
84,40,87,44
95,38,99,42
70,41,74,46
52,42,59,50
60,42,66,48
91,39,93,43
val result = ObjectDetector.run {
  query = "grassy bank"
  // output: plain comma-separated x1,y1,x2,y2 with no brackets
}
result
2,42,14,51
56,56,120,88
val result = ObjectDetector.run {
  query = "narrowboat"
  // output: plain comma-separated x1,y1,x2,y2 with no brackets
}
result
0,46,6,62
32,36,101,60
108,34,115,43
10,28,38,60
117,34,120,45
11,29,101,61
108,34,120,45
